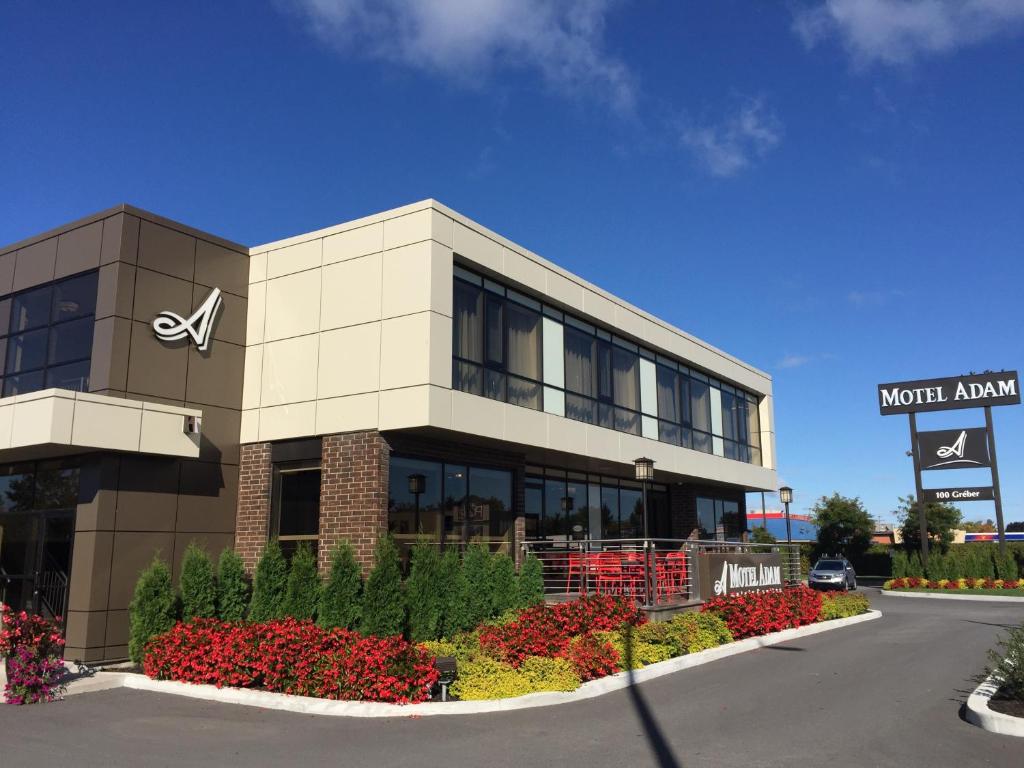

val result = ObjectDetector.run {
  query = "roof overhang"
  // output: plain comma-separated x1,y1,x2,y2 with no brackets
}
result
0,389,201,461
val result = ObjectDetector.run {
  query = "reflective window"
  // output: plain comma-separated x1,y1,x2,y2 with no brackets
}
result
697,496,743,541
0,271,98,397
271,462,321,560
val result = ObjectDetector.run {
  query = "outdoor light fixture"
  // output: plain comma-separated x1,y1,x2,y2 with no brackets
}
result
633,457,655,482
779,486,794,545
409,474,426,534
634,457,655,607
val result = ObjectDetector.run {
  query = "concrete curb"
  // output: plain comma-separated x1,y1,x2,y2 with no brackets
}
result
101,610,882,718
881,589,1024,603
964,672,1024,738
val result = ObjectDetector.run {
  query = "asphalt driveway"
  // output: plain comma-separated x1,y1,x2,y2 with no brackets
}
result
2,590,1021,768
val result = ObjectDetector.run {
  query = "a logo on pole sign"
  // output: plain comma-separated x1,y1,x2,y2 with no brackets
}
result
152,287,223,351
917,427,990,471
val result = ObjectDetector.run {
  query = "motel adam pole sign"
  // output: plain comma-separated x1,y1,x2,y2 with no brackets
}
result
878,371,1020,561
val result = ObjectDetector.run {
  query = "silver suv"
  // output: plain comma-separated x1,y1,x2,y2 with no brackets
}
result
808,558,857,591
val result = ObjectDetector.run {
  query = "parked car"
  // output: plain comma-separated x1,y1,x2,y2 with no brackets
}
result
808,558,857,591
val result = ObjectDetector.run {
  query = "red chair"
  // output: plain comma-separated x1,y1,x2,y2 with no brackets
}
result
661,551,688,599
594,553,625,596
565,551,583,594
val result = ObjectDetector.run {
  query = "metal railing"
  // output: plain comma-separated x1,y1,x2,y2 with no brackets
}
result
521,538,803,607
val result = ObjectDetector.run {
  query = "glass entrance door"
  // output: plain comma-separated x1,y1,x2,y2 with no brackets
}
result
0,510,74,620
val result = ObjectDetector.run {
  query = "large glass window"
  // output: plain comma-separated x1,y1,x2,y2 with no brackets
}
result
0,271,98,397
271,462,321,560
696,495,743,541
452,267,763,465
388,456,514,551
452,269,543,412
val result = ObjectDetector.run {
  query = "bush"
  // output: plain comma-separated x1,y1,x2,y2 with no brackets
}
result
406,543,443,642
0,604,67,704
595,628,674,670
143,618,438,704
516,554,545,609
461,544,493,628
318,542,363,630
128,557,177,663
439,548,471,637
986,623,1024,702
360,535,405,638
995,551,1019,581
478,595,643,667
661,612,733,654
448,654,582,701
560,634,620,681
819,592,870,620
520,655,582,692
216,548,250,622
891,549,908,579
283,543,320,620
906,551,924,578
489,553,518,617
179,543,217,620
249,540,288,622
702,587,821,639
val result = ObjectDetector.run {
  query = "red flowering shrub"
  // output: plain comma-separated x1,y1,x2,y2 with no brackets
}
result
558,634,620,681
479,595,642,667
143,618,438,704
1004,580,1020,590
943,580,961,590
701,587,822,639
1,604,67,705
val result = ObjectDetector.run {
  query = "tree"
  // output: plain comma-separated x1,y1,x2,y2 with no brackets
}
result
750,526,776,545
461,544,493,628
282,543,320,620
896,495,962,555
360,535,405,637
1007,521,1024,533
439,548,471,637
128,557,177,663
516,554,545,609
963,519,996,533
179,542,217,619
811,493,874,559
216,548,250,622
406,542,443,642
249,540,288,622
318,542,363,630
489,553,518,617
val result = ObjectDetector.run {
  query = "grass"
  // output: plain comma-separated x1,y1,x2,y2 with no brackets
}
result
887,587,1024,597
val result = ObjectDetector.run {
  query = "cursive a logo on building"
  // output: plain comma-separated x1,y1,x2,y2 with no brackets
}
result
152,287,223,351
712,560,783,596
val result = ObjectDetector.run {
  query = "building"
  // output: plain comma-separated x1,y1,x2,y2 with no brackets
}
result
0,200,777,661
747,509,818,542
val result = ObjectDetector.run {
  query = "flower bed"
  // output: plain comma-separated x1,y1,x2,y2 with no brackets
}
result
141,589,872,704
1,604,67,705
143,618,438,704
884,577,1024,593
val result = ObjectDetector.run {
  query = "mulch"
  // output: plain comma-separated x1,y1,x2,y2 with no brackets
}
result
988,690,1024,718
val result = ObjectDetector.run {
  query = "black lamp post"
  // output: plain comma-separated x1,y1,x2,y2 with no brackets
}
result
634,457,655,605
779,486,793,545
409,473,426,534
560,495,574,538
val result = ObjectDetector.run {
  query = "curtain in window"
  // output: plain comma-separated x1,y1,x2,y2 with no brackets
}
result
656,366,679,422
564,328,594,396
690,378,711,433
611,347,639,411
506,303,541,379
453,281,482,362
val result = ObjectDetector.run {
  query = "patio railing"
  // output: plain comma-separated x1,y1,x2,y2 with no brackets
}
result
520,538,803,607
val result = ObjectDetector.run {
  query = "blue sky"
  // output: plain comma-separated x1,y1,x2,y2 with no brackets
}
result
2,1,1023,525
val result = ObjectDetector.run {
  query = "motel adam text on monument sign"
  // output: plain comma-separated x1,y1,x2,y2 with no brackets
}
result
877,370,1019,554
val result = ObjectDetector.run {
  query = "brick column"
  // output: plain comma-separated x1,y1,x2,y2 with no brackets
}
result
235,442,272,573
319,431,391,574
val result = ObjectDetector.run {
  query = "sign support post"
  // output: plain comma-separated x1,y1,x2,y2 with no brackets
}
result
908,412,929,565
984,406,1007,556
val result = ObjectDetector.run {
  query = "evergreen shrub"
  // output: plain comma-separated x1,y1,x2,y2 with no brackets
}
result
249,540,288,622
179,542,217,620
318,542,363,630
406,542,443,642
128,557,177,663
216,547,250,622
360,535,405,637
283,543,320,620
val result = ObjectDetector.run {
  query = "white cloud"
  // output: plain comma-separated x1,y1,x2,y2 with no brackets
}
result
681,97,783,177
777,354,812,369
793,0,1024,66
281,0,635,112
848,288,904,306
